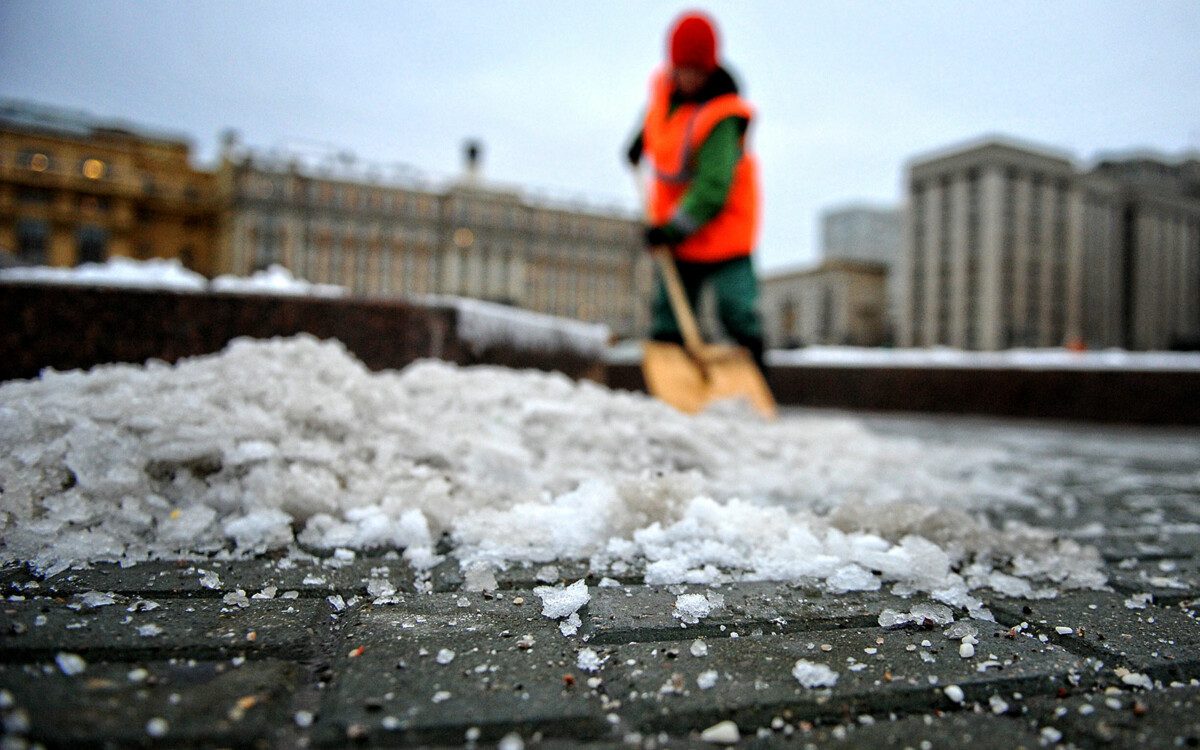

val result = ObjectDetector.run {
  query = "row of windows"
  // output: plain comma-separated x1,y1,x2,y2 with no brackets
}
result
15,149,109,180
13,218,108,265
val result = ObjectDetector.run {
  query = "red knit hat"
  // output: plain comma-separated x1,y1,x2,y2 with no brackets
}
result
668,11,719,72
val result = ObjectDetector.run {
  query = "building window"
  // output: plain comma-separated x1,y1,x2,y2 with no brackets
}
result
81,157,107,180
77,225,108,264
17,186,53,205
18,150,53,172
16,219,50,264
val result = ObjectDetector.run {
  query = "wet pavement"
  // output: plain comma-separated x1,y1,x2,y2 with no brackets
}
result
2,413,1198,748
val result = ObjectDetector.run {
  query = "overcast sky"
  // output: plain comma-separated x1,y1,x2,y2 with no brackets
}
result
2,1,1198,271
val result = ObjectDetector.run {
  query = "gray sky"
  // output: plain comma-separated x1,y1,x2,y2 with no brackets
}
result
2,1,1198,271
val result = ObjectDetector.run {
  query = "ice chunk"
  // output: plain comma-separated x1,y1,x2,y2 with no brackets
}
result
78,591,116,608
826,564,881,593
462,563,498,593
690,639,709,657
436,649,455,665
700,720,740,744
222,509,294,551
672,592,723,625
943,684,965,703
878,602,954,629
533,578,589,619
576,648,605,673
497,732,525,750
559,612,582,636
56,652,87,676
696,670,719,690
1123,593,1152,610
791,659,838,688
943,621,979,640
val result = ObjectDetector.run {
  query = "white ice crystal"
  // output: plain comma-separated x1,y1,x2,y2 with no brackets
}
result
792,659,838,688
78,591,116,608
576,648,604,673
533,579,589,620
55,652,87,676
673,592,724,625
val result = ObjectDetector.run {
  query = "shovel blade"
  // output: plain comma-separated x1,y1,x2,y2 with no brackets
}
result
641,340,777,419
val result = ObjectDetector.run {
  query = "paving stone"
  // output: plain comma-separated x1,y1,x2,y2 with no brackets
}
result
1024,685,1200,749
0,658,301,747
589,618,1088,735
989,590,1200,684
754,711,1048,749
1090,531,1200,562
0,595,325,661
583,583,903,645
2,556,418,599
315,597,611,746
430,557,600,593
1107,557,1200,603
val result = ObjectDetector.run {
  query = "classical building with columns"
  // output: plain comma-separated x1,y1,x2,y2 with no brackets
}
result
898,138,1200,351
216,143,653,338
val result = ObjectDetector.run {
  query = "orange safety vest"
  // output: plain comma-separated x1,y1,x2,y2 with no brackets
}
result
642,69,760,263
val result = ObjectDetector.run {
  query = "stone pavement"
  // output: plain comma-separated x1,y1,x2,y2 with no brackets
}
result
2,415,1199,748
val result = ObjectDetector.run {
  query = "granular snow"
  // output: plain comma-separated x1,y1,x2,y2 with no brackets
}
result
0,335,1113,604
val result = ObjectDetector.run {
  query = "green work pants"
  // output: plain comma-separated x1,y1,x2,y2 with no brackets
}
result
650,255,763,346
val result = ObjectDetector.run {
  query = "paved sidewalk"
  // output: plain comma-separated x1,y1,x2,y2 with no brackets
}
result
2,416,1198,748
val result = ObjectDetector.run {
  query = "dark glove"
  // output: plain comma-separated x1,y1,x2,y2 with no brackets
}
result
643,224,677,249
626,131,645,166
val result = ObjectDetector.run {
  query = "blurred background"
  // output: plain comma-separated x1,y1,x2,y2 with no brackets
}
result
1,0,1198,353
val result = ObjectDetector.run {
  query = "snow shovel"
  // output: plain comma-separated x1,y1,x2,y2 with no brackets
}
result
642,247,777,419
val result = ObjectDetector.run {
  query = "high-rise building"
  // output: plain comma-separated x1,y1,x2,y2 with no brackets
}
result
898,137,1200,351
0,100,219,273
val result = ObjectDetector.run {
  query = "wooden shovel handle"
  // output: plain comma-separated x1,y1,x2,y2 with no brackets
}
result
651,247,705,355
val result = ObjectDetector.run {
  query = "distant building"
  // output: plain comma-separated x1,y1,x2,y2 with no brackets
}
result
0,100,219,274
760,259,888,348
821,205,902,266
1,100,654,339
1080,156,1200,350
898,137,1200,351
218,142,653,338
821,203,902,335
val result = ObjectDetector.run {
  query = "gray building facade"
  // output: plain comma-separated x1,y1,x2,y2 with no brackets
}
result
899,137,1200,351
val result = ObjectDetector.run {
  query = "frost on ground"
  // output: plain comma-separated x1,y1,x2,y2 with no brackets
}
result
0,335,1108,607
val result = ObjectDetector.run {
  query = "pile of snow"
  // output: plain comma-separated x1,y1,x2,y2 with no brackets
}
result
0,335,1106,607
769,345,1200,372
0,257,207,291
210,264,344,297
426,295,610,357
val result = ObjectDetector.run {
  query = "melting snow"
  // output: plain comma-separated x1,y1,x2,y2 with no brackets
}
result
0,336,1112,602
